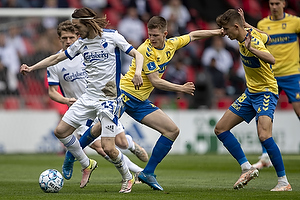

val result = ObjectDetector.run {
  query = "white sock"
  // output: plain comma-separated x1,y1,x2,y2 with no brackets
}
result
59,134,89,169
104,155,113,163
126,135,135,151
111,149,132,180
123,154,143,173
278,175,289,185
261,153,269,159
241,161,252,171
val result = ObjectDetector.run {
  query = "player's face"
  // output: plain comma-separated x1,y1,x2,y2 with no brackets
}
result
72,19,89,39
148,28,167,49
269,0,285,19
222,24,239,41
59,31,78,50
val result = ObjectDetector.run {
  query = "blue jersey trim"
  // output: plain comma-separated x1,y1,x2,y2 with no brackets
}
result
115,47,121,97
240,53,261,68
269,33,298,45
48,82,59,86
125,46,133,54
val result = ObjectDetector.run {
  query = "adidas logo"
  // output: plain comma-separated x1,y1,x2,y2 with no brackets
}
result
105,125,115,132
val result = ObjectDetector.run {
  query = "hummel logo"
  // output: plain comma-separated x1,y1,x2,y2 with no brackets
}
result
83,46,88,50
62,67,67,72
105,125,115,132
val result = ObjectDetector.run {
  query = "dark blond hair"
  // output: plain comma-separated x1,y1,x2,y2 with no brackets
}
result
72,7,108,37
216,9,243,28
147,16,167,31
57,20,76,37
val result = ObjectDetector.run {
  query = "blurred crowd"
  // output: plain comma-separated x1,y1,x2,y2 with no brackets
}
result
0,0,299,110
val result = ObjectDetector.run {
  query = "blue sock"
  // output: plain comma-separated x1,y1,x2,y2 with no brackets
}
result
262,137,286,177
79,125,96,149
143,135,173,174
217,131,247,165
262,144,267,154
66,125,96,161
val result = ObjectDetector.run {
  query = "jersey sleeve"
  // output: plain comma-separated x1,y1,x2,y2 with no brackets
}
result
47,65,59,86
65,39,81,60
251,29,270,53
114,31,134,54
169,34,191,50
296,16,300,33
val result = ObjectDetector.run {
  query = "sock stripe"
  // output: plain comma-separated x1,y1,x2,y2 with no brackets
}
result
65,135,76,147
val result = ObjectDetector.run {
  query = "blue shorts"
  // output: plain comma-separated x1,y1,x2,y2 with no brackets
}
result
229,89,278,123
120,90,159,122
276,74,300,103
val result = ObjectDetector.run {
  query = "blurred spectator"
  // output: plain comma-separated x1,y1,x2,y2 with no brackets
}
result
118,6,146,74
6,24,28,59
122,0,154,23
1,0,30,7
81,0,107,13
0,32,20,95
164,56,188,97
160,0,191,36
201,36,233,78
42,0,59,30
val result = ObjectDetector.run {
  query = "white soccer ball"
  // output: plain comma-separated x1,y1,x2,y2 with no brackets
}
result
39,169,64,193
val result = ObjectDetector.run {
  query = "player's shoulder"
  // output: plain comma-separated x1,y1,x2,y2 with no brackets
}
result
258,16,270,26
138,39,154,58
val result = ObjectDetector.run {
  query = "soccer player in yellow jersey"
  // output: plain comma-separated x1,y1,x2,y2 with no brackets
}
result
120,16,223,190
252,0,300,171
214,9,291,191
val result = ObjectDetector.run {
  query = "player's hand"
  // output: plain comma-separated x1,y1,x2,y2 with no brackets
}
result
67,97,77,107
131,73,143,90
20,64,31,75
245,29,252,50
182,82,195,96
237,8,246,27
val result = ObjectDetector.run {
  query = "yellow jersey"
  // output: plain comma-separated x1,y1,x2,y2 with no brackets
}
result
239,28,278,94
257,13,300,77
121,34,191,101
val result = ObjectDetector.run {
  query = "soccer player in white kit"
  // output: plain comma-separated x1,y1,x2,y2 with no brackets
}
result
47,20,147,183
20,7,144,193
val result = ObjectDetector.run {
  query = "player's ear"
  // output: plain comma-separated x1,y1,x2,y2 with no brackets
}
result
163,30,168,37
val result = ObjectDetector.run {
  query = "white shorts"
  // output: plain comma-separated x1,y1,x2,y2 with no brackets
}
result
62,93,124,138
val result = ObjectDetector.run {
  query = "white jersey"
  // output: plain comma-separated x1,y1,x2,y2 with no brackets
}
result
47,50,87,99
65,29,133,100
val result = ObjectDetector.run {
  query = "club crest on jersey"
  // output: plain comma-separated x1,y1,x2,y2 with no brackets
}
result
63,69,88,82
83,51,109,62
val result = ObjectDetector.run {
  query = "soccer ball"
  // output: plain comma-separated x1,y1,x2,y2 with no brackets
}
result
39,169,64,193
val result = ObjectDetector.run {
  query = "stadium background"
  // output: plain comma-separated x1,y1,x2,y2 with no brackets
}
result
0,0,299,154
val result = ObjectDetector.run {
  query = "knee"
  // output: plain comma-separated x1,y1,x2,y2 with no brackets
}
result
214,123,224,136
102,145,118,158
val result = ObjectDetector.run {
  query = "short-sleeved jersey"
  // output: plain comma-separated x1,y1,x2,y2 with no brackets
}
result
65,29,133,100
120,34,191,101
47,49,87,99
257,13,300,77
239,28,278,95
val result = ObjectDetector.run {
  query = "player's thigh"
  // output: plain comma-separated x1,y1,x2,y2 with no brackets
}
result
292,101,300,117
115,132,128,149
215,109,243,135
141,109,179,139
55,120,76,138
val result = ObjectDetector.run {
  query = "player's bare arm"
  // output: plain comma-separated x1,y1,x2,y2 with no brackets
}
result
147,71,195,95
20,51,67,75
48,85,76,107
127,48,143,90
189,29,223,42
245,30,275,65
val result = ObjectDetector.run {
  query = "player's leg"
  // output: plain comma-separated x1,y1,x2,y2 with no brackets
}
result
62,122,100,180
137,109,178,191
115,132,148,162
252,144,273,170
55,120,97,188
292,101,300,120
100,116,134,193
257,116,292,191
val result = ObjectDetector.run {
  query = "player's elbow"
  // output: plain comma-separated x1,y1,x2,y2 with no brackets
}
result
269,57,275,65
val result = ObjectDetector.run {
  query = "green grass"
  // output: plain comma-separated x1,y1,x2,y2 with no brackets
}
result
0,154,299,200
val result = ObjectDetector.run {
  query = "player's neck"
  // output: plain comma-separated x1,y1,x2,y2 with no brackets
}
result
271,12,284,20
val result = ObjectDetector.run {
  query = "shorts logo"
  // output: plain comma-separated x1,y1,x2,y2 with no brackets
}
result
262,94,270,111
105,124,115,133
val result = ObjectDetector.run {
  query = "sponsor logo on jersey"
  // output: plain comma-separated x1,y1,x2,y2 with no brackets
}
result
63,69,88,82
83,51,109,62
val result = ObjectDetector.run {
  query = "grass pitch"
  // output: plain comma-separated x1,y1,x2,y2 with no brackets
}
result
0,153,299,200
